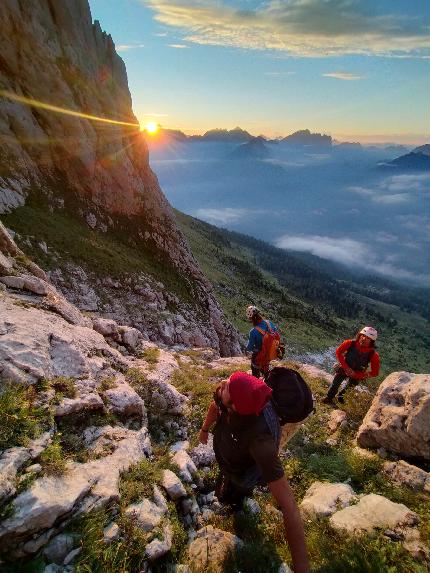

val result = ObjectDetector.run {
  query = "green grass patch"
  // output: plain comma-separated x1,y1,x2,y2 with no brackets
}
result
2,193,195,304
0,383,53,450
119,457,170,506
139,347,160,367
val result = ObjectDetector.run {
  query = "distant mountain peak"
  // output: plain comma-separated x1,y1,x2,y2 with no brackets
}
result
200,127,252,142
386,144,430,170
282,129,332,147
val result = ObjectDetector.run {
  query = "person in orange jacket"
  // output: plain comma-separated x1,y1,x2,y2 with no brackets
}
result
322,326,380,404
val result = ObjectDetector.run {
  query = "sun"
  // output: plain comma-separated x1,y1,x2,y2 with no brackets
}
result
145,121,159,134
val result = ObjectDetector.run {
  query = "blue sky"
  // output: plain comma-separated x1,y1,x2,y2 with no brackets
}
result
88,0,430,143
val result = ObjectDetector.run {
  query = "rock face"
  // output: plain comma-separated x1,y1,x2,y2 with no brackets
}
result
0,0,241,356
357,372,430,460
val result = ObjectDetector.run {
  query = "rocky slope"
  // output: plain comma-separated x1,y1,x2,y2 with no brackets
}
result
0,0,240,355
0,258,429,571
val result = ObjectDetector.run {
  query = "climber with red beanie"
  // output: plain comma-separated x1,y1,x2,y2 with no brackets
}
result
199,371,310,573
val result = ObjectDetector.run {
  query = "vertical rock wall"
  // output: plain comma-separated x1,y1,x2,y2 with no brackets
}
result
0,0,241,355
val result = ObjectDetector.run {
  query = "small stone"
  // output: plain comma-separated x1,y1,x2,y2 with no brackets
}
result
43,533,76,564
103,522,120,544
243,498,261,514
278,564,293,573
145,523,172,560
161,470,187,500
63,547,81,565
25,464,42,474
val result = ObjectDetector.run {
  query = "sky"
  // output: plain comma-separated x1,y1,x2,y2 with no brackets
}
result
88,0,430,143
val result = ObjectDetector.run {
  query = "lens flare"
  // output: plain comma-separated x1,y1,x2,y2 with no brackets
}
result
145,122,159,134
0,90,140,129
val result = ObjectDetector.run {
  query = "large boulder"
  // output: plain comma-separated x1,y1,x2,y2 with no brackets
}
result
357,372,430,460
187,525,243,573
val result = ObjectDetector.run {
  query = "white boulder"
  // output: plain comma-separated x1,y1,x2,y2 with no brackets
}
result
329,493,419,534
300,482,356,518
357,372,430,460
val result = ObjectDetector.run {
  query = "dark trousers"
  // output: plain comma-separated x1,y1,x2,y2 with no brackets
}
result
326,370,358,400
251,352,269,379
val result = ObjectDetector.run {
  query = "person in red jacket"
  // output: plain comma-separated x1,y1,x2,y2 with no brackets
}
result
322,326,380,404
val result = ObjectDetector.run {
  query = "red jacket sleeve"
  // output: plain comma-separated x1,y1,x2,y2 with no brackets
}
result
369,351,380,377
336,339,353,371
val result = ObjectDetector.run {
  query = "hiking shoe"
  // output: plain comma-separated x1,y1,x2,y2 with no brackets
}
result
321,396,334,405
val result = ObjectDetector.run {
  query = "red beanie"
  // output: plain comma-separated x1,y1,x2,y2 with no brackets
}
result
228,371,272,415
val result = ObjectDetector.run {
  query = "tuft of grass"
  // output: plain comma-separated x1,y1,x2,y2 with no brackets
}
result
39,440,67,476
99,377,117,392
0,383,53,451
50,377,77,399
71,508,149,573
119,456,173,506
139,347,160,366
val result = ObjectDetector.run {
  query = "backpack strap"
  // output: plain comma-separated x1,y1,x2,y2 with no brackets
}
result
255,326,266,336
264,320,274,334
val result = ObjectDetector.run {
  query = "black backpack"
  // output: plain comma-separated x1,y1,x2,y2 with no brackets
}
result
265,367,315,425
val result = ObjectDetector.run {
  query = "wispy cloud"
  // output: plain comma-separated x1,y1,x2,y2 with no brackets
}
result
194,207,253,225
168,43,188,49
265,71,296,77
322,72,365,80
116,43,145,52
146,0,430,57
373,193,411,204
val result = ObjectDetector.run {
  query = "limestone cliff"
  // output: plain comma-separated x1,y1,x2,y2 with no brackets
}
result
0,0,241,355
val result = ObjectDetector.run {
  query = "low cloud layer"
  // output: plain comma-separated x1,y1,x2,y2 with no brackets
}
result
146,0,430,57
346,173,430,204
275,233,429,283
275,235,369,267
